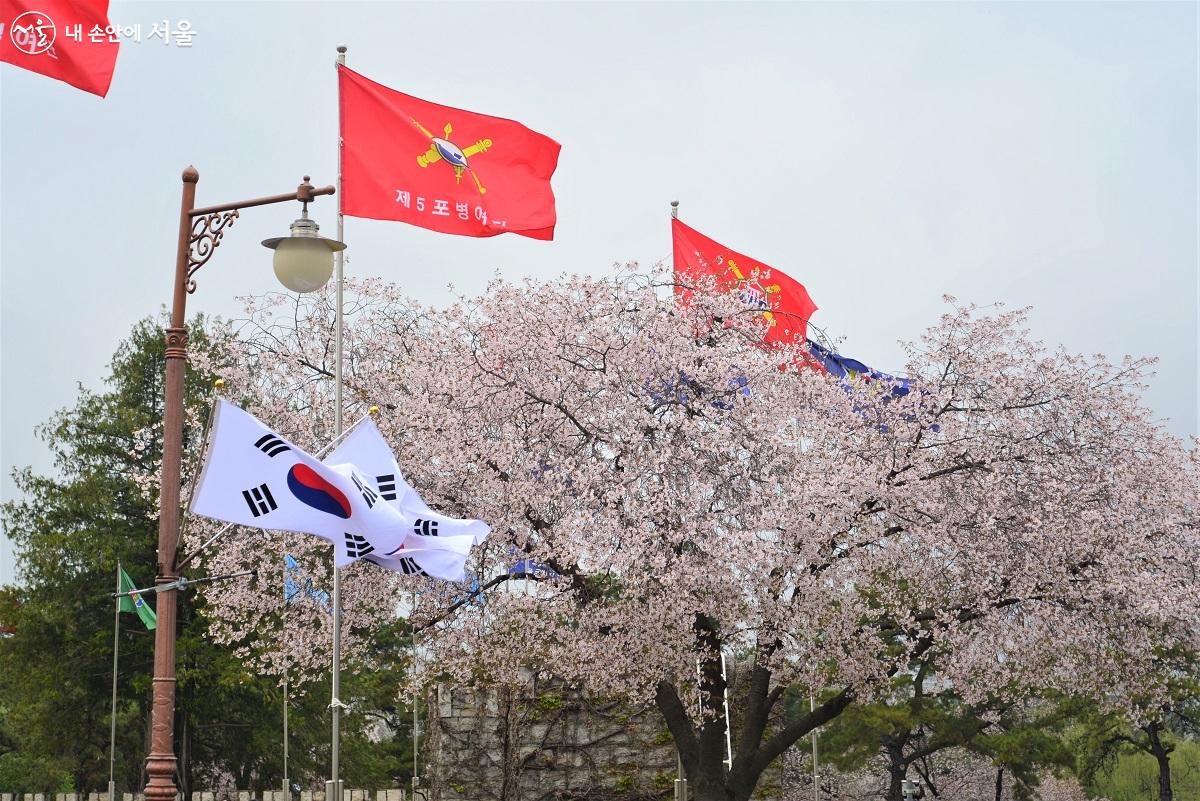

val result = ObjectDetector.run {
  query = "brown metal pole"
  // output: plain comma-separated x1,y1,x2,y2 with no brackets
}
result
190,182,334,216
142,168,335,799
144,165,198,801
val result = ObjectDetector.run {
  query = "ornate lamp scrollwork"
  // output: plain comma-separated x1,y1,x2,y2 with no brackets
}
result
186,210,239,293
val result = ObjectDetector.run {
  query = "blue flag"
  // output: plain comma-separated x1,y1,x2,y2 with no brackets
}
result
284,554,331,613
647,371,752,410
807,340,910,396
508,558,557,578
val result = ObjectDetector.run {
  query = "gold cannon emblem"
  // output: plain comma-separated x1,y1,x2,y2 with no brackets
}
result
412,118,492,195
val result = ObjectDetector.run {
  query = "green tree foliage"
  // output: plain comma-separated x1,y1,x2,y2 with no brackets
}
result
816,655,1077,801
0,318,411,792
1086,741,1200,801
1071,647,1200,801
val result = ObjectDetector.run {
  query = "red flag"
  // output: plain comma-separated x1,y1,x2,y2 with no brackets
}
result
338,66,560,240
0,0,119,97
672,217,818,346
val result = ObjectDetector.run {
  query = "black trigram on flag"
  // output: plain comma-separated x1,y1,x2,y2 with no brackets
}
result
351,474,378,508
344,532,374,559
242,484,278,517
394,556,428,576
365,554,427,576
254,433,291,458
414,518,438,537
376,474,397,501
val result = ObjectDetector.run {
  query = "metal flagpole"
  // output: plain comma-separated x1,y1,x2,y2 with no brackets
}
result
412,695,419,793
721,652,732,771
810,690,819,801
412,590,421,794
108,561,121,801
283,673,290,797
283,560,290,800
670,197,687,801
327,42,348,801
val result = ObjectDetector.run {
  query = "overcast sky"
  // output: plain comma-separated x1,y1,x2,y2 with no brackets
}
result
2,1,1197,586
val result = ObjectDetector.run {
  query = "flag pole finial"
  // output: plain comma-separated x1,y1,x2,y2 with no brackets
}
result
368,405,380,416
337,44,347,55
213,378,225,391
670,200,679,220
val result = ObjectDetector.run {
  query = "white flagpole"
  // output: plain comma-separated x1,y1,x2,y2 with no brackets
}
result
283,558,290,800
721,652,732,771
283,671,290,797
670,198,688,801
328,41,348,801
411,590,421,793
810,690,819,801
108,562,121,801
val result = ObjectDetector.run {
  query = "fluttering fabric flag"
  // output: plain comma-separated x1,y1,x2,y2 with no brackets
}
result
190,400,487,579
806,340,911,396
338,65,561,240
672,218,818,346
647,371,751,411
118,566,156,630
508,558,557,578
0,0,119,96
325,417,488,578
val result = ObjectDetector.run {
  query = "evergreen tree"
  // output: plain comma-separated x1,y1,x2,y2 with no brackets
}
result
0,317,410,792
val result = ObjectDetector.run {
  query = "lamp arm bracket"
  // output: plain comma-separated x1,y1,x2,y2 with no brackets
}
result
180,176,335,294
186,210,240,293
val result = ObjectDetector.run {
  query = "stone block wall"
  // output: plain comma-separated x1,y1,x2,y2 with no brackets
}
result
1,792,414,801
429,681,676,801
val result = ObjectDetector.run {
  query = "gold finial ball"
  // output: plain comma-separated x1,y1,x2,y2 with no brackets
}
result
368,405,380,416
213,379,226,389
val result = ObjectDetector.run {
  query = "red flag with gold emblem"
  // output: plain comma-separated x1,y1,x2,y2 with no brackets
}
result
0,0,119,97
672,217,818,346
338,66,561,240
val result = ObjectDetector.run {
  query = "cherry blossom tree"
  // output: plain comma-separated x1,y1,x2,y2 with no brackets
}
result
784,749,1108,801
191,267,1199,801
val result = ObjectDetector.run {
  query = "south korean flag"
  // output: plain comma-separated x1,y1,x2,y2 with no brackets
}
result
189,400,404,568
324,416,489,577
190,400,487,580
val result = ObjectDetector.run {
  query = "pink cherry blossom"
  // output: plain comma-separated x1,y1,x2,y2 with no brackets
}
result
181,267,1198,801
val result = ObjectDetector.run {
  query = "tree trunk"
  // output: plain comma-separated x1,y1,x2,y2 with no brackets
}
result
882,740,907,801
886,767,905,801
1145,723,1174,801
177,710,190,799
993,766,1003,801
692,759,735,801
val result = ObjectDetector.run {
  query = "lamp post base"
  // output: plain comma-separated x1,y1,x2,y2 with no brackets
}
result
144,750,179,801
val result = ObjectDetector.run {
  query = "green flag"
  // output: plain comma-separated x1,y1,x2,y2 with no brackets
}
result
118,567,156,630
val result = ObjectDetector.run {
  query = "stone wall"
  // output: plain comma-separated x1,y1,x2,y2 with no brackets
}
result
0,792,412,801
430,681,676,801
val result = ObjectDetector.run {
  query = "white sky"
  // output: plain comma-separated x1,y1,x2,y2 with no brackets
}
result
1,1,1197,585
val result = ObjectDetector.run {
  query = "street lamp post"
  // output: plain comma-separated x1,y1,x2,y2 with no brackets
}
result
144,166,344,801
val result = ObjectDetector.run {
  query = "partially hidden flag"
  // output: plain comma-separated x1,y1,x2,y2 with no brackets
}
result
806,340,910,397
284,554,331,612
0,0,119,97
338,65,561,240
189,400,487,579
672,218,818,346
508,558,557,579
118,567,156,630
647,371,751,411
